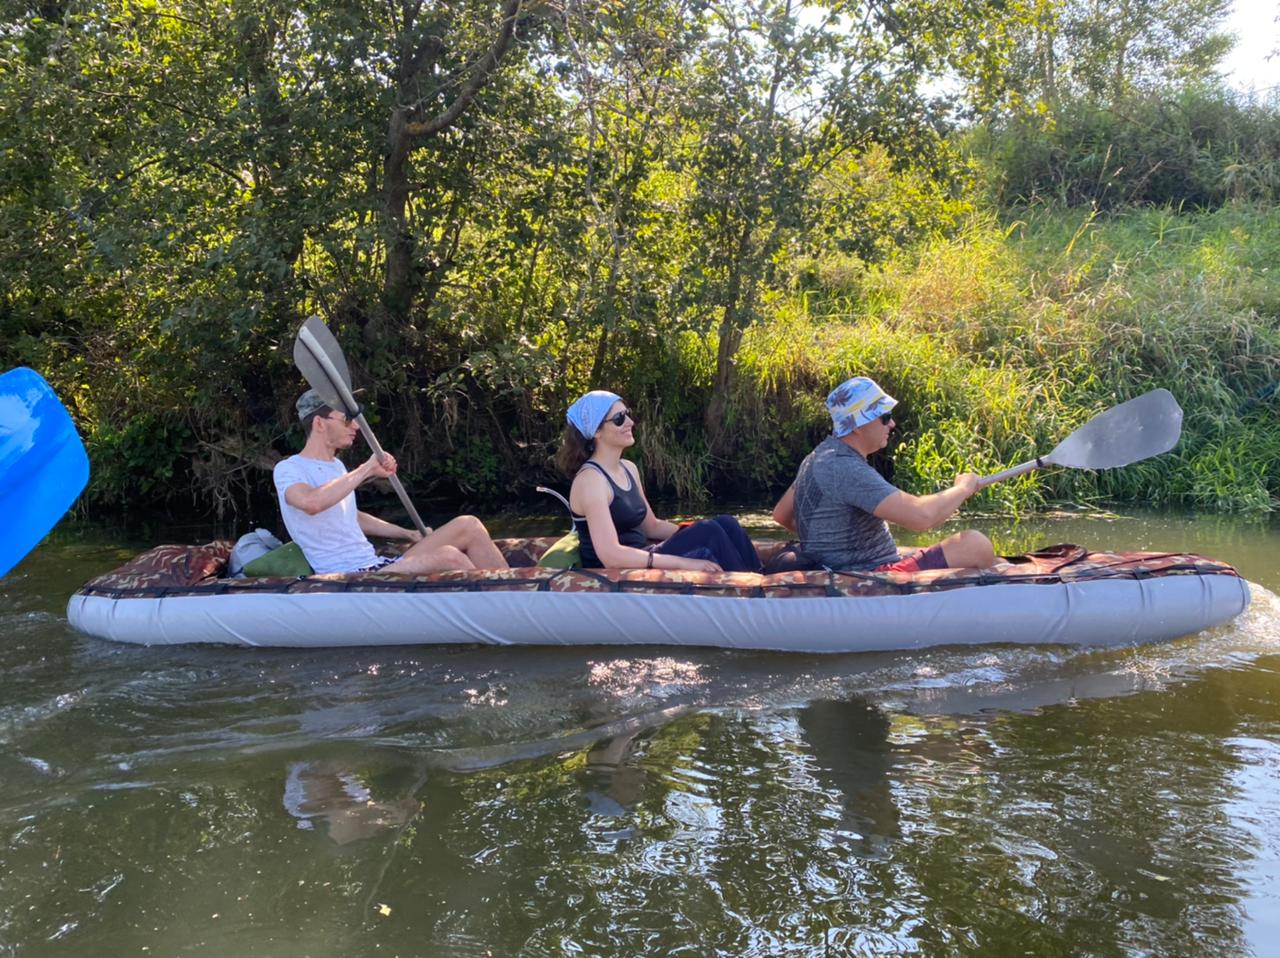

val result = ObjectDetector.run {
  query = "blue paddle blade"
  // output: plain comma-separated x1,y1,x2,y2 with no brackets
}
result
0,367,90,578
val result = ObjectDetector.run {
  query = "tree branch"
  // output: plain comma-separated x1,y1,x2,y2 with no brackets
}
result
402,0,524,139
79,87,220,123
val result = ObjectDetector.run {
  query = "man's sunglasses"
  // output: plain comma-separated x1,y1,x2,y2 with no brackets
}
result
327,407,361,425
879,411,894,426
605,408,635,427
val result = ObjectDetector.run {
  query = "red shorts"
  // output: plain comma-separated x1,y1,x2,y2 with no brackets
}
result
874,544,949,574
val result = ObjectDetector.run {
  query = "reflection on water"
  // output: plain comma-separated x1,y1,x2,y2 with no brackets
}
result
0,508,1278,955
283,762,422,846
797,698,899,859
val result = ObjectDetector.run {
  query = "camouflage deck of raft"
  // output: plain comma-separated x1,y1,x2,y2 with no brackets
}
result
74,538,1243,601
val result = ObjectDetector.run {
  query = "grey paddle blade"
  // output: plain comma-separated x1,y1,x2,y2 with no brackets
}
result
1044,389,1182,470
293,316,354,413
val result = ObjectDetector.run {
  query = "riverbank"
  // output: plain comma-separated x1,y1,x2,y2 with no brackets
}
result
725,202,1280,514
28,203,1280,519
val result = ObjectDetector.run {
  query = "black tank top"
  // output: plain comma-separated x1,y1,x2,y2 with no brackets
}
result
572,460,649,568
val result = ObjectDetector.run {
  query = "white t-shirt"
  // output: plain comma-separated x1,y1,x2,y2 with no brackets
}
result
273,454,377,574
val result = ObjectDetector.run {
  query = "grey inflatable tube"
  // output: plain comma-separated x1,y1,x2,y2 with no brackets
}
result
66,574,1252,652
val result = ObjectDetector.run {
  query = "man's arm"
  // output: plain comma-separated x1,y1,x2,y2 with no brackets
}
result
357,511,423,542
772,485,796,532
282,453,396,515
873,473,980,533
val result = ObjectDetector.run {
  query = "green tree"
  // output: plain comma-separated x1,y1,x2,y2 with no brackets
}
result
1007,0,1234,108
378,0,543,326
676,0,1027,450
0,0,1059,513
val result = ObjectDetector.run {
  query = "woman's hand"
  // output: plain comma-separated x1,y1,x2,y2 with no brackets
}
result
680,557,722,573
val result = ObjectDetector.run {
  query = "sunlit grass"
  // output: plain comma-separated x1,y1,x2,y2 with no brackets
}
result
728,203,1280,514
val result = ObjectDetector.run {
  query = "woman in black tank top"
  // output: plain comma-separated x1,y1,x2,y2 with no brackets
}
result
556,391,761,573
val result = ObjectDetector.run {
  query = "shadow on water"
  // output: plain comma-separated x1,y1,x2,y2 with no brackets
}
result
1,509,1279,955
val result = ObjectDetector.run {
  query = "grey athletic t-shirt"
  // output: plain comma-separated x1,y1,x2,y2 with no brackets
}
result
794,436,900,571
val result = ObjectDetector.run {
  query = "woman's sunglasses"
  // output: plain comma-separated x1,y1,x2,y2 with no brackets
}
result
605,408,635,427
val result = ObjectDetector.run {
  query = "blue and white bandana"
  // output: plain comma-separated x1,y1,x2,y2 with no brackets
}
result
826,377,897,438
566,390,623,440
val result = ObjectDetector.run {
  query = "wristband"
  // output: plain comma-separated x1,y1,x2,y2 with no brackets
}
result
646,551,654,569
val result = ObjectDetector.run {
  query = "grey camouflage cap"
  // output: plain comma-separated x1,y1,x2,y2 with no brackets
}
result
295,389,329,421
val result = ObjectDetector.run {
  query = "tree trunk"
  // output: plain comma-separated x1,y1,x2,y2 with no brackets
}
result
382,107,415,322
378,0,526,328
1039,18,1058,109
702,0,790,453
704,218,755,452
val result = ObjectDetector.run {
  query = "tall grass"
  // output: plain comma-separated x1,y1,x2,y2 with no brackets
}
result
725,203,1280,513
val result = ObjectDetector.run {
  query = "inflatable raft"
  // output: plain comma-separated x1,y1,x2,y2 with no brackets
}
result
65,538,1251,653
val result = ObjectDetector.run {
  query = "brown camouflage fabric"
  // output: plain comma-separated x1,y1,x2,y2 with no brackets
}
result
95,542,231,588
76,537,1242,601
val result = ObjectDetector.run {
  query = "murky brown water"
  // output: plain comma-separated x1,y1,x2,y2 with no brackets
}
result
2,508,1278,956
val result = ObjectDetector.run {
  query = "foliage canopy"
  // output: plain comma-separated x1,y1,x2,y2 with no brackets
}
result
2,0,1277,517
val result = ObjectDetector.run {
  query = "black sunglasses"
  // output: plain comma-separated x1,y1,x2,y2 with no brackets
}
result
605,408,635,427
879,411,894,425
327,408,359,425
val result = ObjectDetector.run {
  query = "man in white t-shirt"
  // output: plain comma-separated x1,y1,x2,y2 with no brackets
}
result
272,390,508,574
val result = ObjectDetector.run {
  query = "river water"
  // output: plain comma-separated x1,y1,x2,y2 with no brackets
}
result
2,508,1279,956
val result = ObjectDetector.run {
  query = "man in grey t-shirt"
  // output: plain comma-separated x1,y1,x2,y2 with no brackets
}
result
773,377,995,573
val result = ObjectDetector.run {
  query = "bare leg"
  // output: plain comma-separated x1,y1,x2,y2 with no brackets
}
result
402,515,508,570
936,529,996,569
391,543,474,574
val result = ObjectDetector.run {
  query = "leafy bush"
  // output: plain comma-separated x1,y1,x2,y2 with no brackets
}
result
975,85,1280,210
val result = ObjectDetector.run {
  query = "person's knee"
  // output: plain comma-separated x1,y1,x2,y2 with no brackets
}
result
955,529,995,567
438,514,486,545
702,522,732,549
713,515,749,543
964,529,994,552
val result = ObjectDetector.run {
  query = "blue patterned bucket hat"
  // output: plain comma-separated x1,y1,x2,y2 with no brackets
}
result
826,377,897,438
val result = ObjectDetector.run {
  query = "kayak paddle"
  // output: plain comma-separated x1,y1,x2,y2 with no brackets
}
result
292,316,430,536
978,389,1183,488
0,367,90,577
